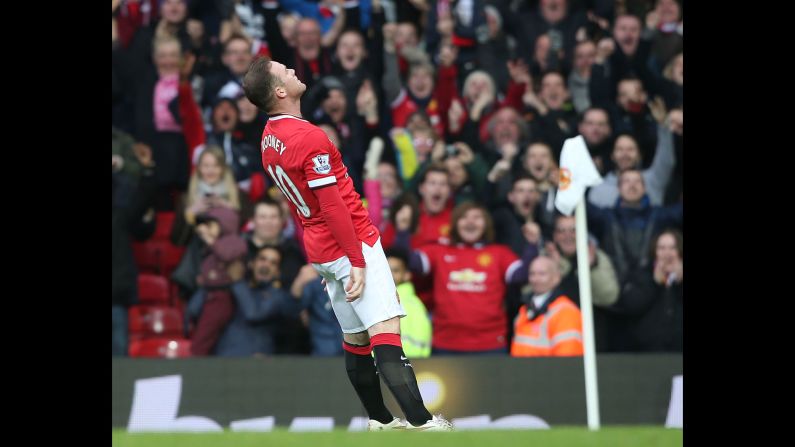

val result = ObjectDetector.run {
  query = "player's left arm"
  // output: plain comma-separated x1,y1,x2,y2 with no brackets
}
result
304,131,367,300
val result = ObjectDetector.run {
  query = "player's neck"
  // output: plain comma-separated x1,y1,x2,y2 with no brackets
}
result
270,99,302,118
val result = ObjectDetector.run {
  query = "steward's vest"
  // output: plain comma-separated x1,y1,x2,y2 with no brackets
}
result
510,295,584,357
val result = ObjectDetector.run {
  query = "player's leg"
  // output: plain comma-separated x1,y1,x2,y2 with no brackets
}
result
317,261,397,428
341,330,396,426
369,318,442,429
352,240,451,430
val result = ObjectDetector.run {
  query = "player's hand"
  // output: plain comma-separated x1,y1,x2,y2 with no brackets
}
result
345,266,366,302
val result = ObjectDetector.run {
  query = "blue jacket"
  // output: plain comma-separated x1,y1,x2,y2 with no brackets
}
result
280,0,371,32
188,280,302,356
301,278,343,356
587,195,682,283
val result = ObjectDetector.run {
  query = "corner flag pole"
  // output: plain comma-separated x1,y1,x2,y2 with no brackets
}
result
555,135,603,430
575,199,601,430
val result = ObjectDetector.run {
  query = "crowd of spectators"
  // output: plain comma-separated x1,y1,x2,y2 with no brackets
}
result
112,0,683,357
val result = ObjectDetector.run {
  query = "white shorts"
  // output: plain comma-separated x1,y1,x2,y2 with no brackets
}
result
312,238,405,334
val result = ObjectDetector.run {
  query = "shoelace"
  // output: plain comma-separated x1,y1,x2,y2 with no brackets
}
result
434,414,453,428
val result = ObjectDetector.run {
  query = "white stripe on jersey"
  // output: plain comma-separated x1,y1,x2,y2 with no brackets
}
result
307,176,337,188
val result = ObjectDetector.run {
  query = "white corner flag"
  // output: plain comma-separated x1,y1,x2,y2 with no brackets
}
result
554,135,603,430
554,135,603,216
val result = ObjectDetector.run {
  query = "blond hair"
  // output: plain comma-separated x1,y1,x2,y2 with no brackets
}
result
186,146,240,211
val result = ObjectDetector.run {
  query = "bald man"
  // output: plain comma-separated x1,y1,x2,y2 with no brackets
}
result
510,256,584,356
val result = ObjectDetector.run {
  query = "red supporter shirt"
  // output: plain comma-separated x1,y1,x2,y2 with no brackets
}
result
417,243,522,351
381,201,453,250
413,202,454,247
260,114,379,264
390,89,445,138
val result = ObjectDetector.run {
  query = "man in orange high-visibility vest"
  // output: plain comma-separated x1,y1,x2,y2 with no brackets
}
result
511,256,584,357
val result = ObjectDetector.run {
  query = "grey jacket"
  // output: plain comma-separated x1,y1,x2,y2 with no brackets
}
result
587,124,675,207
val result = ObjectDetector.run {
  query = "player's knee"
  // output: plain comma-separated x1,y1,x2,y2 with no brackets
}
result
368,317,401,337
344,331,370,346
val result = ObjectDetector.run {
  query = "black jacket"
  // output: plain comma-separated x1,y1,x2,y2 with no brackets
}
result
612,265,683,352
112,164,157,306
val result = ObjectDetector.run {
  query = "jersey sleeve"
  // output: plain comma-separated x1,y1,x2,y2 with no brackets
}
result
498,245,522,283
302,129,338,190
416,244,443,276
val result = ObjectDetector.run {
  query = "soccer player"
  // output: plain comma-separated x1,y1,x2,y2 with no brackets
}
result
242,57,452,432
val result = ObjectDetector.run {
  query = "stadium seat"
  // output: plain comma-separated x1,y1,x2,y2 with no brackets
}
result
132,240,186,279
154,211,176,240
132,240,159,274
138,273,170,304
128,305,185,341
128,338,192,358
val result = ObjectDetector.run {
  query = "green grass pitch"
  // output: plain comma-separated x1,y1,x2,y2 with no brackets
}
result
112,426,682,447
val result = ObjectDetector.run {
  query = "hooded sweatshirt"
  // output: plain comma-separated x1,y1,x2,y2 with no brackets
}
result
198,207,248,288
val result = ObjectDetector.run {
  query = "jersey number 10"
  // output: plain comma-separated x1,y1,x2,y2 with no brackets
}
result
265,164,311,218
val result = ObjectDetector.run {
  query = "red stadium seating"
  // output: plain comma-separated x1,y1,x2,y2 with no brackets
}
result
128,305,184,341
137,273,170,304
154,211,176,240
132,240,185,279
128,338,192,358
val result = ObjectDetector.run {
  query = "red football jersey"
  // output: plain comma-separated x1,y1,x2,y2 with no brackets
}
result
417,243,522,351
260,114,379,264
390,88,445,138
380,201,453,250
413,202,454,247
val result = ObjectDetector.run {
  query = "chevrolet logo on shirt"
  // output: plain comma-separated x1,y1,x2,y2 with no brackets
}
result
449,269,486,283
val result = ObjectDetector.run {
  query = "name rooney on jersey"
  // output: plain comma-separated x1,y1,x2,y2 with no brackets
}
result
261,134,287,154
